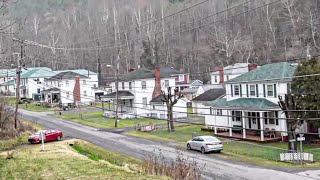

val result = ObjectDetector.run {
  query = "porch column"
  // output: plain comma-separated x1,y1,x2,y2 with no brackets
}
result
214,127,217,134
242,112,246,139
228,111,232,137
260,112,264,141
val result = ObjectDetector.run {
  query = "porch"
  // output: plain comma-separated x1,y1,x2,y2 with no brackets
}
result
41,88,61,104
102,90,135,115
215,131,282,143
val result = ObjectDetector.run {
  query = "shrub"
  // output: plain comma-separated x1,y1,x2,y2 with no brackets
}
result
143,150,202,180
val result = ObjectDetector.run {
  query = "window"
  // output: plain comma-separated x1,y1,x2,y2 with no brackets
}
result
249,85,256,96
141,81,146,89
142,97,147,108
214,76,218,83
267,85,274,97
226,75,229,81
5,86,7,90
234,85,240,96
129,82,132,90
83,80,86,85
84,91,87,97
179,75,184,81
37,88,41,94
129,99,133,108
217,109,222,116
93,84,97,88
210,107,213,115
164,80,169,88
122,82,125,89
65,80,69,87
66,92,70,99
232,111,241,121
153,105,155,110
265,111,278,125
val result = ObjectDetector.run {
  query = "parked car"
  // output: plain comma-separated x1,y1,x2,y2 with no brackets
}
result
187,136,223,153
28,129,63,144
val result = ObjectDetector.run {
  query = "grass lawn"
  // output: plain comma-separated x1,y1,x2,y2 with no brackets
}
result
19,103,59,112
127,125,320,168
0,140,167,180
54,112,166,129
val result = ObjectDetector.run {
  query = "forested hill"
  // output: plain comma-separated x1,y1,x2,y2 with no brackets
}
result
3,0,320,83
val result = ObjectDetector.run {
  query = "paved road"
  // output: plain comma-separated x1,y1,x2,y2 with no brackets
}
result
20,110,320,180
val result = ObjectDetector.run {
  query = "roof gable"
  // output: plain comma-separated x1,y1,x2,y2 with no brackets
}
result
226,62,298,83
47,71,88,80
193,88,226,101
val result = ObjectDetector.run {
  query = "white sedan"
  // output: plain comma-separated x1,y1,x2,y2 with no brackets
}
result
187,136,223,154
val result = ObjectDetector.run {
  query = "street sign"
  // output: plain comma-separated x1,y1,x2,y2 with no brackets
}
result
289,139,296,142
297,137,305,141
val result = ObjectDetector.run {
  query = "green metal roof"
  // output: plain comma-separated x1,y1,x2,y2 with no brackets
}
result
204,98,279,110
21,68,56,79
0,80,15,86
226,62,298,83
0,69,16,77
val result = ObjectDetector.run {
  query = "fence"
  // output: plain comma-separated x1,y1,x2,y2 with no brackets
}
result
192,132,320,162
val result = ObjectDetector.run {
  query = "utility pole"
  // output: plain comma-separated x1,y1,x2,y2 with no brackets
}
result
13,40,23,129
114,59,119,128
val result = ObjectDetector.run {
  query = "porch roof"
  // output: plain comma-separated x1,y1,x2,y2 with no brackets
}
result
204,98,279,111
102,90,134,99
42,88,60,93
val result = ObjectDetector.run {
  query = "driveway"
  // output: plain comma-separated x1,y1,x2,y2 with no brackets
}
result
20,110,320,180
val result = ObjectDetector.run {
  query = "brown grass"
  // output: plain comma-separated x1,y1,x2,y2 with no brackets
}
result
143,150,202,180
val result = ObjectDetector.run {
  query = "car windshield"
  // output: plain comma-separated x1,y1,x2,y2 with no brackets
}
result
202,136,219,142
34,130,46,135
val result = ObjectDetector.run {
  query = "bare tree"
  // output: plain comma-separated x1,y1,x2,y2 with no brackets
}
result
161,87,183,132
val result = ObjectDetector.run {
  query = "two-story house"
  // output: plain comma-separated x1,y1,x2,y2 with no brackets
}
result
103,67,188,119
19,67,56,100
211,63,257,84
41,71,93,105
204,62,298,142
0,69,16,96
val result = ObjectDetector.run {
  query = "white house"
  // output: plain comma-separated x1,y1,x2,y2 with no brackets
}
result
211,63,257,84
0,69,16,95
192,88,226,115
42,71,94,105
104,67,188,119
19,67,56,100
204,62,298,142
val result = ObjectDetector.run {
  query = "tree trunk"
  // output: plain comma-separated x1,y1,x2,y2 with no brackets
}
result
169,106,175,131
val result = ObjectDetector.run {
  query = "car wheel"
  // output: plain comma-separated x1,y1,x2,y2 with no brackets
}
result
57,136,61,141
216,150,221,153
187,143,192,150
201,147,206,154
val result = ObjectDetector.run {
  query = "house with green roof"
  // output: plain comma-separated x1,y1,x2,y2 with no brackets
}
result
204,62,298,142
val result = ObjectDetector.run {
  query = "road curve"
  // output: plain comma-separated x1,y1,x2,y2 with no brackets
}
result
20,110,320,180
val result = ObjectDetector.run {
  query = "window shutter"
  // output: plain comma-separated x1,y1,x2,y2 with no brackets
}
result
210,107,212,115
246,84,249,97
264,112,268,124
263,84,266,97
256,84,259,97
274,84,277,98
232,111,235,121
275,111,279,125
240,84,242,97
231,85,233,97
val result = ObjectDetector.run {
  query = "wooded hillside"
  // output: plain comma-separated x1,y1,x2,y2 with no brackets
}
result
1,0,320,84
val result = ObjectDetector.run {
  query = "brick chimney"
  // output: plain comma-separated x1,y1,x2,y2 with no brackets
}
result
248,64,258,71
152,66,161,98
218,65,224,83
73,76,81,104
